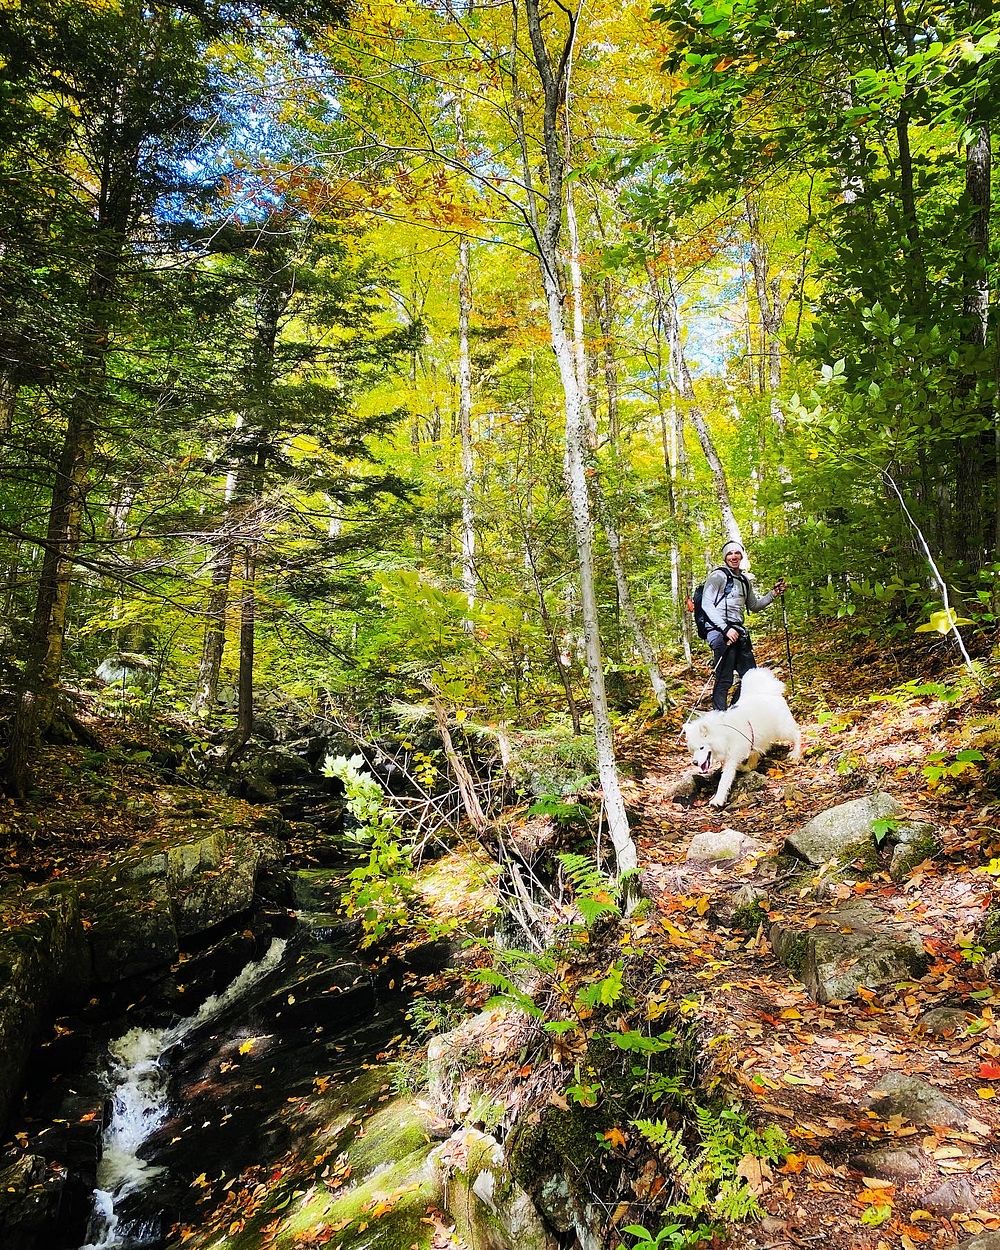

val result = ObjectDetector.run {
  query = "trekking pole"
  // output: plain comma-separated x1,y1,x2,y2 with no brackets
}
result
781,594,795,694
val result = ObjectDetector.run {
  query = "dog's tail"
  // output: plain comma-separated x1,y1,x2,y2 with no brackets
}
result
740,666,785,698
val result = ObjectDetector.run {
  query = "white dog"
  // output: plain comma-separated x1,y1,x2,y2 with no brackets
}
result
684,668,801,808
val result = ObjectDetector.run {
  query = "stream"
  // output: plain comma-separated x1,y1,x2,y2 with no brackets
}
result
9,821,437,1250
79,938,288,1249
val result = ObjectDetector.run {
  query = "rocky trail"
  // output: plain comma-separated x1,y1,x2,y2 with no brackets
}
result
624,636,1000,1250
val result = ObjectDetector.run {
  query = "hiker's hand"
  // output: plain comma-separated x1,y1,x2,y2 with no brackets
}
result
773,578,787,596
725,627,740,644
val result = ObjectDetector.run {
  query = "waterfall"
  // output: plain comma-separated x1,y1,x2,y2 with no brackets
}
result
80,938,287,1250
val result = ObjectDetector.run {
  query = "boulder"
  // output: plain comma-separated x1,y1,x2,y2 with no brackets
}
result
957,1234,1000,1250
848,1145,925,1180
866,1072,981,1132
430,1127,556,1250
922,1175,979,1215
81,875,178,982
686,828,767,864
769,900,929,1002
917,1006,976,1038
170,836,280,938
82,830,283,974
289,868,348,912
784,793,901,866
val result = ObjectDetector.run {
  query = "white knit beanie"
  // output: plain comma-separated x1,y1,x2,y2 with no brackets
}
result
721,541,744,558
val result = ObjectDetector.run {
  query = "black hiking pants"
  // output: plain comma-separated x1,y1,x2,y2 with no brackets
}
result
707,629,757,711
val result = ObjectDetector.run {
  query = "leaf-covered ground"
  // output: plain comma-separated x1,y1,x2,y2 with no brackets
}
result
623,627,1000,1249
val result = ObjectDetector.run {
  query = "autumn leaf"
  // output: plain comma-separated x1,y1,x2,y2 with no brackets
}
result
603,1127,628,1149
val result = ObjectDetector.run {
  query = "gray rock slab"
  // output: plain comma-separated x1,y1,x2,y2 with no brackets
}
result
957,1234,1000,1250
785,793,901,866
867,1073,977,1131
686,828,767,864
770,900,929,1002
848,1146,926,1180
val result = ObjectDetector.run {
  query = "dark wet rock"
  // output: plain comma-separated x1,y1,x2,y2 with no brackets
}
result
0,1152,66,1250
769,900,929,1002
0,885,92,1129
784,793,900,866
296,911,360,945
686,828,767,864
83,875,178,982
918,1006,976,1037
866,1072,981,1131
290,868,349,911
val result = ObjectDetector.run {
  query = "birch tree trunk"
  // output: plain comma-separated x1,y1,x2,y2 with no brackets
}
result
954,107,992,567
457,234,477,612
521,0,637,877
650,261,743,552
565,178,668,709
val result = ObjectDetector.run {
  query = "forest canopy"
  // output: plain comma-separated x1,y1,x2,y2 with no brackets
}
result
0,0,997,815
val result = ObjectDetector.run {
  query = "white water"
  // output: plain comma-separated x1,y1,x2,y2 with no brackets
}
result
80,938,287,1250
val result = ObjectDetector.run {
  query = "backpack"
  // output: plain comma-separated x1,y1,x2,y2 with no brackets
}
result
689,568,748,640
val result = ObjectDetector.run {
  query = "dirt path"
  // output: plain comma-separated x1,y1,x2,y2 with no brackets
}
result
624,639,1000,1249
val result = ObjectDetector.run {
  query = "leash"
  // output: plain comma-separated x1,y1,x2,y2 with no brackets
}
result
678,642,734,737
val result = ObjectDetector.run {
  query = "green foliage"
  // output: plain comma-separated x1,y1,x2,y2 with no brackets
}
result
506,728,598,798
322,753,416,947
922,749,985,786
527,795,593,825
558,852,622,929
870,818,900,848
615,1221,697,1250
635,1104,789,1230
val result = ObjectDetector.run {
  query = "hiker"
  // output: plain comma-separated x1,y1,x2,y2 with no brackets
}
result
701,541,786,711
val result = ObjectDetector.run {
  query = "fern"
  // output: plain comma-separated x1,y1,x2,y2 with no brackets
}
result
557,852,622,928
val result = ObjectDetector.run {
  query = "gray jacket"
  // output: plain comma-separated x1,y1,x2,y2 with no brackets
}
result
702,567,776,633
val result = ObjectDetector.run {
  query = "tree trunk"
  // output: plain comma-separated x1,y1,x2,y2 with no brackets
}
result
457,232,477,613
191,531,237,717
597,277,620,447
522,0,637,878
565,177,668,710
954,113,993,568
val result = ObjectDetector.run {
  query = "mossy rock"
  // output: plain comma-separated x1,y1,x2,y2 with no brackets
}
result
784,793,901,868
770,902,930,1003
977,902,1000,955
430,1127,555,1250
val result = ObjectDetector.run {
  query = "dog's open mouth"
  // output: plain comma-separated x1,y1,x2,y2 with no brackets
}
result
694,749,714,774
